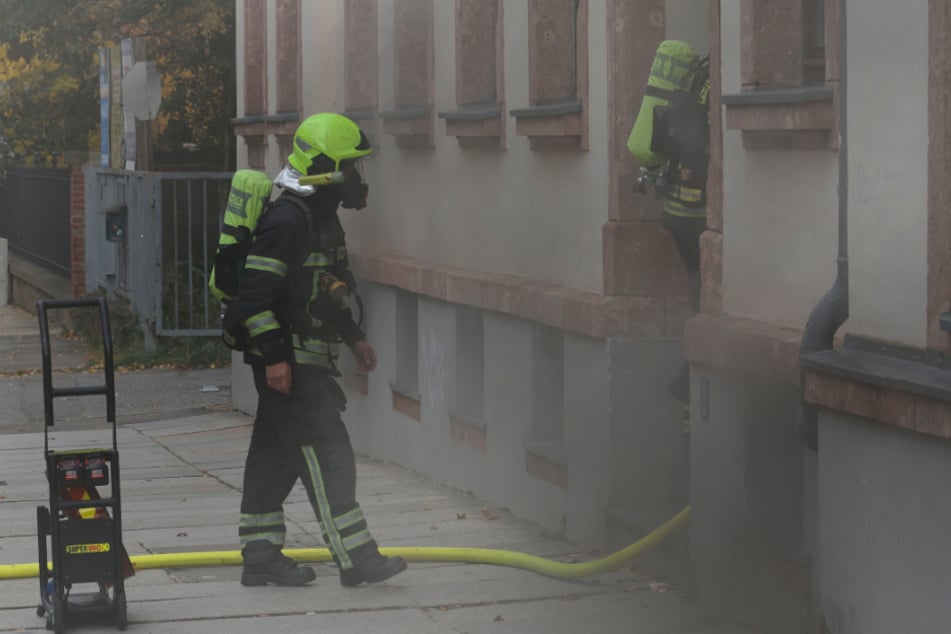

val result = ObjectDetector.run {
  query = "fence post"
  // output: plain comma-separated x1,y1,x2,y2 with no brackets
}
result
0,237,8,306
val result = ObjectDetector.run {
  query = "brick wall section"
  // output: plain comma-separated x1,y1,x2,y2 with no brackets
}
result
69,167,85,298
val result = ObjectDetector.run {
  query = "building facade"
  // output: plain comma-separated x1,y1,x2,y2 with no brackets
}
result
232,1,951,632
689,1,951,633
231,0,705,564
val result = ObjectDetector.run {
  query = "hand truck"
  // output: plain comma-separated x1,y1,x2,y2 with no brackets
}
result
34,298,131,633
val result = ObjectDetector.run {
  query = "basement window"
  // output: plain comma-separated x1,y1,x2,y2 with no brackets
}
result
451,306,486,451
391,290,421,421
525,325,567,488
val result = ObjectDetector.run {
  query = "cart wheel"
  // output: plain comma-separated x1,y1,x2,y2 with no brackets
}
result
114,591,127,630
51,594,65,634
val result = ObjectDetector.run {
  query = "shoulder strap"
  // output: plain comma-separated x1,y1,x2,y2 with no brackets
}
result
274,194,320,261
280,194,314,236
691,56,711,97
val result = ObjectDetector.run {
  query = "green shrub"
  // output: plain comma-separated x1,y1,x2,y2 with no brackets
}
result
68,294,230,370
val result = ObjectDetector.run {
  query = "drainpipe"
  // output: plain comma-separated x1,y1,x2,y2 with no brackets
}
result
798,0,848,451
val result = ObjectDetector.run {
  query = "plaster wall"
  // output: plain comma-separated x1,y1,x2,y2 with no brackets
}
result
719,0,839,329
665,0,709,53
342,0,608,295
818,411,951,634
845,0,929,347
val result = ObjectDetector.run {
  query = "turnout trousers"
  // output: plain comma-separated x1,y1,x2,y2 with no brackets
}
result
661,211,705,314
238,364,377,570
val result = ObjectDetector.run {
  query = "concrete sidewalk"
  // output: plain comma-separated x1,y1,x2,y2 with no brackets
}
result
0,304,756,632
0,304,232,434
0,411,759,633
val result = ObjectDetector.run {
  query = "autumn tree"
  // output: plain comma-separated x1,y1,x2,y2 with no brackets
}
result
0,0,235,169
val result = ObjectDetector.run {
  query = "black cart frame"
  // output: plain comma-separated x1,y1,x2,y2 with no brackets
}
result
35,298,128,633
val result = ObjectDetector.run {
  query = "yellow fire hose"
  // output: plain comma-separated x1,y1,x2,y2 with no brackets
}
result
0,507,689,582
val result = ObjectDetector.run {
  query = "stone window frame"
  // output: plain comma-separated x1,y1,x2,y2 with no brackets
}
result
438,0,506,149
234,1,301,169
236,0,268,164
721,0,840,151
510,0,589,151
275,0,302,116
379,0,435,148
343,0,380,141
243,0,267,118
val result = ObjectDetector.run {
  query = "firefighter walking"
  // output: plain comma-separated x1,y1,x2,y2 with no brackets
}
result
223,113,407,587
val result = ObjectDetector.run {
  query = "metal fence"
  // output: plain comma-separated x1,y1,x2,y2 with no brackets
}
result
0,167,71,275
85,168,233,339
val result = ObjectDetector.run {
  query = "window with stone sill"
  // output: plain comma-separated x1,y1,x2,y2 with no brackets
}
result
723,0,838,150
275,0,301,115
380,0,435,148
510,0,588,151
243,0,267,118
802,0,826,84
438,0,505,149
344,0,379,141
236,1,301,161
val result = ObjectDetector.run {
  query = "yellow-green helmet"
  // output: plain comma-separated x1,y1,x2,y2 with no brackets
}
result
288,113,372,175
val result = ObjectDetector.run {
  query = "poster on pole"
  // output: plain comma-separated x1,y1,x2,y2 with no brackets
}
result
120,39,137,170
109,46,123,169
99,48,110,168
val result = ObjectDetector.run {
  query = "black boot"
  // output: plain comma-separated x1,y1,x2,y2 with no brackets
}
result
241,540,316,587
339,551,407,587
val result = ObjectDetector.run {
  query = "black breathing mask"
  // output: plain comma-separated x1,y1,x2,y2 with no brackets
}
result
339,164,369,210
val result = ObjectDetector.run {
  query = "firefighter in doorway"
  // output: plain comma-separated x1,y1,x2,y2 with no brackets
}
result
628,40,711,404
